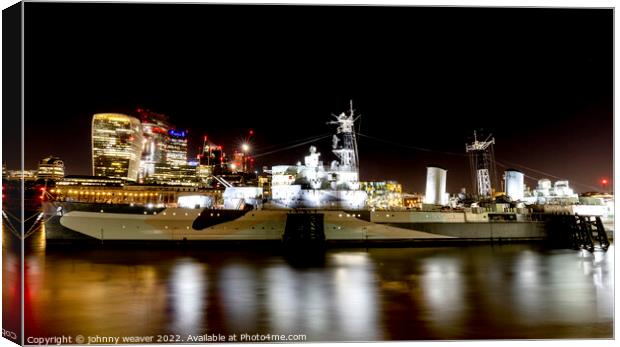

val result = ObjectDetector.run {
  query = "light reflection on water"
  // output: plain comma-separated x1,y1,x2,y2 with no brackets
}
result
170,259,207,335
17,230,614,341
2,225,22,343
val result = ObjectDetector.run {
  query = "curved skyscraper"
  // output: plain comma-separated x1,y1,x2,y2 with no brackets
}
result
92,113,143,181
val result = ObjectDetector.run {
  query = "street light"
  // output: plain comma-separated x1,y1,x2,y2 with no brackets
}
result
240,143,250,172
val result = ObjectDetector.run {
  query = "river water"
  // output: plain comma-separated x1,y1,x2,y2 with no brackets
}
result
3,226,614,342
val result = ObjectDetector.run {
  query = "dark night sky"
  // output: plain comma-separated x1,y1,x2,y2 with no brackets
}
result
13,3,613,193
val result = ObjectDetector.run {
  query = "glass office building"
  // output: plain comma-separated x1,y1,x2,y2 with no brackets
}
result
92,113,144,181
166,129,188,167
137,108,171,181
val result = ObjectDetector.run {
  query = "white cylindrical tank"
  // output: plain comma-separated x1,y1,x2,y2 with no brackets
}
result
424,166,448,205
504,170,524,201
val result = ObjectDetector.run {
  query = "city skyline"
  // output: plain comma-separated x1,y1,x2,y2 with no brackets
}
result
9,3,613,193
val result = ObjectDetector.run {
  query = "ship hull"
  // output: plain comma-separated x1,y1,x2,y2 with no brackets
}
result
370,210,546,241
43,202,551,243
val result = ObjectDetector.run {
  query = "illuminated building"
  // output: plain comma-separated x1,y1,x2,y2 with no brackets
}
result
151,163,198,186
135,109,191,184
50,178,221,205
142,128,192,185
198,138,227,176
92,113,144,181
231,150,254,173
6,170,38,181
196,165,212,183
403,193,424,209
179,164,197,182
36,155,65,181
166,129,188,167
232,151,245,173
361,181,403,210
137,108,171,180
56,175,124,187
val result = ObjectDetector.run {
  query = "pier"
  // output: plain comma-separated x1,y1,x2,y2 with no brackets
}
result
547,214,610,252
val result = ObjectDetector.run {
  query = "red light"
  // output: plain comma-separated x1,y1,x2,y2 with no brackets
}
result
151,127,167,134
204,135,208,141
601,179,608,185
39,187,45,192
249,129,254,135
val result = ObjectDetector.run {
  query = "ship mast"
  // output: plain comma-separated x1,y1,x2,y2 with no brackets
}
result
465,131,497,198
328,100,360,173
350,100,360,173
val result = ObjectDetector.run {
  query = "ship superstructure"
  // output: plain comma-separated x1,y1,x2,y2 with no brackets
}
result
270,102,366,209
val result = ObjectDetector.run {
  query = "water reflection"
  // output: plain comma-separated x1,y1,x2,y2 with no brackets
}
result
169,259,207,335
330,253,381,340
18,231,614,341
420,257,466,337
2,225,22,344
